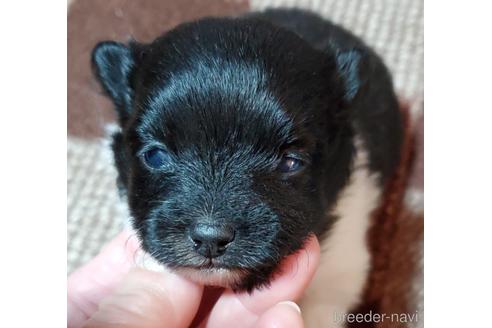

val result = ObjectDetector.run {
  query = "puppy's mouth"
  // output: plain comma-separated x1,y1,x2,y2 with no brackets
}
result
175,266,246,288
136,251,247,288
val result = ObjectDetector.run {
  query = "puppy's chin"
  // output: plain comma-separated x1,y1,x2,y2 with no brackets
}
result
135,251,247,288
175,267,246,288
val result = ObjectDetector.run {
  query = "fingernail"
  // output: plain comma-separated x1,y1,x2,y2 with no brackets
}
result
277,301,301,314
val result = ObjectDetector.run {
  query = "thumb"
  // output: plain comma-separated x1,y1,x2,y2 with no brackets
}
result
255,301,304,328
83,268,203,328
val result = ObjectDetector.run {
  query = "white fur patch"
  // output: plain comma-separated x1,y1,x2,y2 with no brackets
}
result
175,267,245,287
132,244,244,287
300,142,382,328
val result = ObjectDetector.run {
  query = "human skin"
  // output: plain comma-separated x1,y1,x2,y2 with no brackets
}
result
68,229,320,328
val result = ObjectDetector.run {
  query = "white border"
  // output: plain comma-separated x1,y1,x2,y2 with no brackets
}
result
0,1,66,326
1,0,492,326
426,1,492,327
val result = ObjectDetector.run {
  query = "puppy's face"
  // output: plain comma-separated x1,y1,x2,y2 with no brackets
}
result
92,18,360,291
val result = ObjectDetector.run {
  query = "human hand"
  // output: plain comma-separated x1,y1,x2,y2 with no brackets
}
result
68,230,320,328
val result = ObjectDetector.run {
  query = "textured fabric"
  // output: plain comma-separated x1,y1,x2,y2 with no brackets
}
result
251,0,424,106
67,138,124,271
68,0,249,138
349,106,423,328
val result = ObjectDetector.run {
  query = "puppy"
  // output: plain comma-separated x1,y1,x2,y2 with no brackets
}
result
92,8,402,324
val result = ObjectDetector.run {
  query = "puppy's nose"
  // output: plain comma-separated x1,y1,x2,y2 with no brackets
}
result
190,223,235,258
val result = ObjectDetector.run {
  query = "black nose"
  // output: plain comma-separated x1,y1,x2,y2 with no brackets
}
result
189,223,235,258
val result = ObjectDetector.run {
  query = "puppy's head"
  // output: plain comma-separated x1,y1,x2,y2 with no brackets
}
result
92,18,361,291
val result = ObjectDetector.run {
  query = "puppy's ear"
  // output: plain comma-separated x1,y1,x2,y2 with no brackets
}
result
335,49,363,102
92,41,135,122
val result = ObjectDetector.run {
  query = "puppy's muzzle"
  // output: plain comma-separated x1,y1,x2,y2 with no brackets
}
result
189,222,235,258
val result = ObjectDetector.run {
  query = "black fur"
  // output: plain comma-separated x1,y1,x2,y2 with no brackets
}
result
91,9,402,291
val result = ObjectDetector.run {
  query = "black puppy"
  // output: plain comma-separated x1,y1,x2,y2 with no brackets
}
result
92,9,402,296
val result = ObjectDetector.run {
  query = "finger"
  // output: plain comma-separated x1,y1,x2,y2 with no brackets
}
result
255,301,304,328
238,235,320,313
205,235,320,327
83,268,204,328
68,229,141,328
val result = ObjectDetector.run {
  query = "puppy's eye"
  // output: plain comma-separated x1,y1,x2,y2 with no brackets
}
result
278,155,304,174
143,148,169,169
